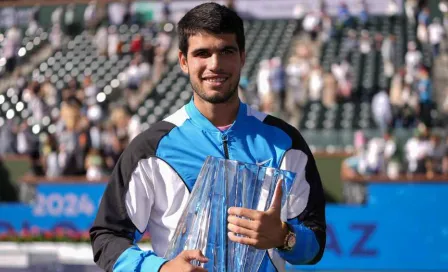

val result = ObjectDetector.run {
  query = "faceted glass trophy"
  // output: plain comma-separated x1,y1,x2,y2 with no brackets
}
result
164,156,296,272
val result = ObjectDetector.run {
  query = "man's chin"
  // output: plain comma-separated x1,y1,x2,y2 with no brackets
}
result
200,92,236,104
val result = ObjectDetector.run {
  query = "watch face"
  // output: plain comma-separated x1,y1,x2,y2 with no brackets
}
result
287,234,296,248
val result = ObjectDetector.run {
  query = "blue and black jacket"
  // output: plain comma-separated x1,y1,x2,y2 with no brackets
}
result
90,99,326,271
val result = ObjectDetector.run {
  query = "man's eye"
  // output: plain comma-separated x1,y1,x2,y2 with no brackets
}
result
222,50,234,55
196,51,209,57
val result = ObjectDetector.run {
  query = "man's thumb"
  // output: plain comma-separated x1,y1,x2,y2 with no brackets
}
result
269,180,283,214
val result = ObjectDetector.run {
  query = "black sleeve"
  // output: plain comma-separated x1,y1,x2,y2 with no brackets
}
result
89,121,175,271
264,115,327,264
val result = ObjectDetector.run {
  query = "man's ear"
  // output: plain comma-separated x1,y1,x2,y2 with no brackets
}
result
178,50,189,74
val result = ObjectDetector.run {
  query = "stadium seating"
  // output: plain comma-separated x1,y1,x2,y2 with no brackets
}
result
0,24,154,135
301,16,411,133
0,28,49,78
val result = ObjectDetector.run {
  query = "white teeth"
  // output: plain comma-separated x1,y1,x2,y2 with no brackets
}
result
205,78,226,82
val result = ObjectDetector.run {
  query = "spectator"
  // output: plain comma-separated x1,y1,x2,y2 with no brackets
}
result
130,33,143,54
41,134,61,177
381,34,397,79
372,90,392,133
83,75,98,106
386,0,399,25
64,4,78,37
383,130,403,179
360,136,386,175
58,98,89,176
107,25,120,57
41,78,58,107
341,29,358,60
331,58,352,99
359,30,372,54
270,57,287,113
94,24,108,56
110,107,140,142
0,120,18,155
162,0,173,21
50,23,63,50
337,2,353,29
23,82,48,122
51,7,63,26
3,25,22,73
108,1,127,26
405,125,431,175
357,0,369,28
428,18,444,57
405,0,418,24
440,1,448,33
302,11,321,41
417,7,430,43
257,59,272,112
308,61,324,102
85,148,105,181
405,42,422,83
320,13,333,42
26,12,39,36
426,133,447,178
125,57,142,91
322,73,337,108
84,1,98,33
416,66,432,126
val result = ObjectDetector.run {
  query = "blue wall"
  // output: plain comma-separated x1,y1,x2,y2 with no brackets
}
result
293,183,448,271
0,182,447,271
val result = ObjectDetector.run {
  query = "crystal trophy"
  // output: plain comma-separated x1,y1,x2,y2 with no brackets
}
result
164,156,296,271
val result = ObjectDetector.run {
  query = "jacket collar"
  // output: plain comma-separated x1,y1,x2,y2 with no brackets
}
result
185,98,247,133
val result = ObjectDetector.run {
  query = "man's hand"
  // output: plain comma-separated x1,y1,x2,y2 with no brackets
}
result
159,250,208,272
227,181,289,250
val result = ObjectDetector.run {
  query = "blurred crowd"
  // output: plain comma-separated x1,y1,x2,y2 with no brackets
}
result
254,0,448,179
344,123,448,180
1,0,448,182
0,1,174,181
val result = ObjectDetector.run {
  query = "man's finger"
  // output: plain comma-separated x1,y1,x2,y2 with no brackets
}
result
227,223,258,238
182,250,209,263
228,215,259,230
191,265,208,272
228,207,260,220
268,179,283,214
228,231,257,246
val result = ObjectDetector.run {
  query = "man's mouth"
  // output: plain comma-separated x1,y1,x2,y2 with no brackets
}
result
202,75,229,83
203,77,227,82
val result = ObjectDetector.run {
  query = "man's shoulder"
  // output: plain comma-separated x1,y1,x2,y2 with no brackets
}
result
262,114,300,137
126,120,177,158
261,114,311,152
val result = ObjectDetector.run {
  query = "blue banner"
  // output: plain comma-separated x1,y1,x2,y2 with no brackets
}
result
0,183,105,233
0,182,447,270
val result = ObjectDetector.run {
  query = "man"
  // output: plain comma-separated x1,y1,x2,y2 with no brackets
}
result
90,3,326,272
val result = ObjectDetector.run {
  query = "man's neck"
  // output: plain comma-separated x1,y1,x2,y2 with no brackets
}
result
193,95,240,127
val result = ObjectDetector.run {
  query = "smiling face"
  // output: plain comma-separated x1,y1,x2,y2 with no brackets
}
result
178,32,245,104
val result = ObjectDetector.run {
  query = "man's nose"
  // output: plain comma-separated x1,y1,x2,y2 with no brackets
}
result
208,53,221,71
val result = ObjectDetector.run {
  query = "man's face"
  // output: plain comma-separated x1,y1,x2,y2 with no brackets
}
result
179,32,245,104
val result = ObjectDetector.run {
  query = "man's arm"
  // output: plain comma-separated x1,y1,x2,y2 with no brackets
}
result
261,115,326,265
89,146,167,272
278,147,326,264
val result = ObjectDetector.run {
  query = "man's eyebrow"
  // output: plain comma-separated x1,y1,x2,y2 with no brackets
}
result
190,48,209,55
190,45,238,55
220,45,238,51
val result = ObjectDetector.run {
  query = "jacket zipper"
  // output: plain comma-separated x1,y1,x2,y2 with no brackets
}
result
222,134,229,159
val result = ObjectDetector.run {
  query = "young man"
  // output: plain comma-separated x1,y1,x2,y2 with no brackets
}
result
90,3,326,272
